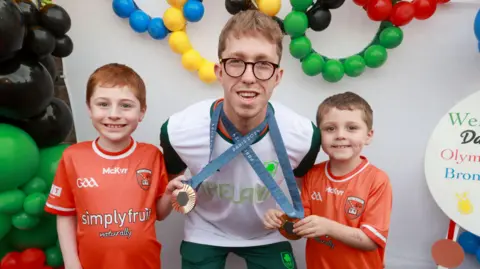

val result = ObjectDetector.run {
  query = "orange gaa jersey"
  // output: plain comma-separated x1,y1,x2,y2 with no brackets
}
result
301,156,392,269
44,138,168,269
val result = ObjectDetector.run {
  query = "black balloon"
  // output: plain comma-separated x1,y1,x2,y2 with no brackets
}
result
2,97,73,148
24,26,56,58
39,54,57,82
16,0,40,26
307,7,331,32
52,35,73,58
225,0,250,15
319,0,346,9
272,16,285,35
39,4,71,37
0,54,54,120
0,0,26,61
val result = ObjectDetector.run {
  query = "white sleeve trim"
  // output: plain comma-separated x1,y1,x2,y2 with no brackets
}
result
361,224,386,243
46,202,75,212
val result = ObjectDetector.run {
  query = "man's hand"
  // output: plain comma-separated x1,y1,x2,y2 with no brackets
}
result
263,209,284,229
293,215,335,238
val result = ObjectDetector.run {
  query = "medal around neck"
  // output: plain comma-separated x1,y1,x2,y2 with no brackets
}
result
171,184,197,214
278,213,301,240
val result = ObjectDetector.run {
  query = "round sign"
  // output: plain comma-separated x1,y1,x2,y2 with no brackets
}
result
425,90,480,236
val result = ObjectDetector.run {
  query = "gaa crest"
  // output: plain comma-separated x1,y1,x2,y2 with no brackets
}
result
344,196,365,219
136,169,152,191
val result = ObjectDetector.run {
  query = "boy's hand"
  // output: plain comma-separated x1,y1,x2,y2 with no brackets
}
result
263,209,284,229
293,215,334,238
165,175,186,196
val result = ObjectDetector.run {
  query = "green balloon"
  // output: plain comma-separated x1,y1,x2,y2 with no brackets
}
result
23,193,47,216
7,214,57,250
379,27,403,49
364,45,388,68
290,0,313,11
0,189,26,214
322,60,345,83
0,214,12,241
344,55,366,77
21,177,47,195
290,36,312,59
36,144,70,186
0,124,40,192
283,11,308,38
45,245,63,267
301,53,324,76
11,211,40,230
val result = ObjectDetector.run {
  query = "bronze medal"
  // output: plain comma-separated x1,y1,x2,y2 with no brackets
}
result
278,213,301,240
171,184,197,214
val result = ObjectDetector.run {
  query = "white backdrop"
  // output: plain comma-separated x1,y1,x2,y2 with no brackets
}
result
55,0,480,268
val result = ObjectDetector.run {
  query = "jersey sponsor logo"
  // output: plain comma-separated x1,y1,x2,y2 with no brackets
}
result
345,196,365,219
325,186,344,196
314,235,335,249
102,167,128,175
81,208,152,239
77,178,99,188
50,184,62,197
200,182,271,204
311,191,322,201
280,251,295,269
136,169,152,190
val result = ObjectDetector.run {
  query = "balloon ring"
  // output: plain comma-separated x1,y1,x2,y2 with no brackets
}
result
111,0,205,40
284,0,403,83
354,0,440,27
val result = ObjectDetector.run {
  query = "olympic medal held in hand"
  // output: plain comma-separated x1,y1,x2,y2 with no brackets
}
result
278,213,301,240
171,184,197,214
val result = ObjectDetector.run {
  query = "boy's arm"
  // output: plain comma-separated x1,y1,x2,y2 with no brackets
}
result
57,216,82,269
330,174,393,250
154,151,174,221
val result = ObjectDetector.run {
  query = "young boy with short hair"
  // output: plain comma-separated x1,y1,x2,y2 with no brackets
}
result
263,91,393,269
44,63,184,269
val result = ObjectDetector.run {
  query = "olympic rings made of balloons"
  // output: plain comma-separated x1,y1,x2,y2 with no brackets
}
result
112,0,205,40
283,0,403,83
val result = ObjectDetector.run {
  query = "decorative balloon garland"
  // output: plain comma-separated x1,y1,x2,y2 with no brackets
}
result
112,0,205,40
475,8,480,52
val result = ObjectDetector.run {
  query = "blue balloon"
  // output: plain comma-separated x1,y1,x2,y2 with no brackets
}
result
183,0,204,22
148,18,169,40
475,9,480,52
112,0,136,18
458,231,480,255
129,10,150,33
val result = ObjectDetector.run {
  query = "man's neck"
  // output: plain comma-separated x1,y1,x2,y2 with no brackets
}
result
329,156,363,177
222,103,267,136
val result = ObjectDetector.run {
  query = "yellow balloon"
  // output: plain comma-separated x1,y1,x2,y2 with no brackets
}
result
257,0,281,16
198,61,217,83
168,31,192,54
167,0,187,8
164,7,186,31
182,49,204,71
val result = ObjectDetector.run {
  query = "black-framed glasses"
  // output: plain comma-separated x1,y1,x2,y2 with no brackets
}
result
220,58,279,81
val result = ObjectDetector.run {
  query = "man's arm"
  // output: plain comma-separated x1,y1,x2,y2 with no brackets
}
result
57,216,82,269
160,119,187,179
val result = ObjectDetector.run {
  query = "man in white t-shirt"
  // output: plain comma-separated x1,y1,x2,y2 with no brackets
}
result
160,9,321,269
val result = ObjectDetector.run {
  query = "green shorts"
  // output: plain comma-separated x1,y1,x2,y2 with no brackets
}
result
180,240,297,269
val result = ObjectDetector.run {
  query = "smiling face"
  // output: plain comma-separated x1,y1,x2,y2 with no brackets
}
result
215,33,283,121
88,85,145,146
319,107,373,162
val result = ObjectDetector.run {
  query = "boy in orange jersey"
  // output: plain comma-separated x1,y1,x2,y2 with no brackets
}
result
44,63,184,269
263,91,393,269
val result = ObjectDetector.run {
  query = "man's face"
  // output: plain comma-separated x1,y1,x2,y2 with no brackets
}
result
215,33,283,120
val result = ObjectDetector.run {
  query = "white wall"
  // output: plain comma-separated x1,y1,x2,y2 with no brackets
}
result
56,0,480,268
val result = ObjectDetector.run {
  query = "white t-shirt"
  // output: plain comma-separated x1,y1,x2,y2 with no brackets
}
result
160,99,321,247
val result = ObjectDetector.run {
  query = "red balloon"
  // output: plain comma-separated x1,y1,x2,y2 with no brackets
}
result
20,248,46,269
366,0,393,21
389,1,415,26
353,0,369,7
0,252,23,269
42,267,54,269
412,0,437,19
437,0,449,4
